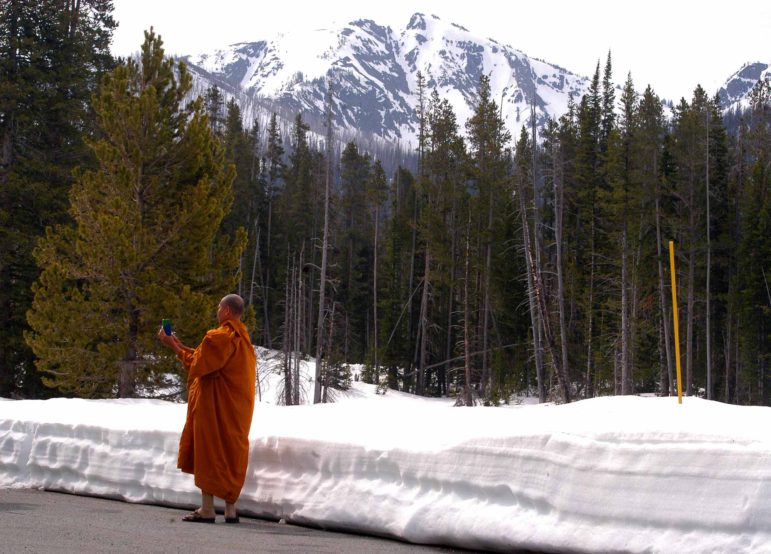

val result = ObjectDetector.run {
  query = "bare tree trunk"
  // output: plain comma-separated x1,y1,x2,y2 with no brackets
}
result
417,248,430,396
295,246,304,404
322,301,337,404
517,166,570,403
249,220,259,306
373,204,380,385
655,194,675,395
408,190,418,349
531,102,547,403
621,215,631,394
723,325,732,404
585,219,596,399
444,202,457,398
283,253,293,406
481,183,493,399
630,212,644,395
520,192,545,402
554,141,570,397
314,87,333,404
264,183,274,347
705,110,712,400
463,216,473,406
686,175,696,396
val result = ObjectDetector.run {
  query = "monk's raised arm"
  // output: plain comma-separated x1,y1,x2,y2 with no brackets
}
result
179,328,236,380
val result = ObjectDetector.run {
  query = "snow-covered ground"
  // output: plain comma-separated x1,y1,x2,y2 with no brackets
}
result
1,349,769,553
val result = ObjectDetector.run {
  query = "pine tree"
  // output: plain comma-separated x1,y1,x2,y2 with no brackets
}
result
670,86,710,396
736,78,771,404
337,142,372,362
367,160,388,384
26,30,244,398
637,85,672,395
465,74,511,401
261,113,286,347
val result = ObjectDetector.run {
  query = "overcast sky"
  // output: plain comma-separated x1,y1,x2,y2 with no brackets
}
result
111,0,770,102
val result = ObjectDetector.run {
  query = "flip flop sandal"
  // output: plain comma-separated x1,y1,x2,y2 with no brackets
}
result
182,510,216,523
225,516,240,524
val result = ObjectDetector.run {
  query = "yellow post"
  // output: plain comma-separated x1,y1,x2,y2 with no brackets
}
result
669,241,683,404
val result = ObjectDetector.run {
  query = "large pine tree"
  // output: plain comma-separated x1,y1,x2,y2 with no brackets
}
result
26,30,244,398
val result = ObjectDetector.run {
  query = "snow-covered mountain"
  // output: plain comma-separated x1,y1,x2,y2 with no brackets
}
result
182,13,590,147
181,14,766,149
718,61,771,112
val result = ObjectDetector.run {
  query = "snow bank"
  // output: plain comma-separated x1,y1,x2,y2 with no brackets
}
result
1,390,769,552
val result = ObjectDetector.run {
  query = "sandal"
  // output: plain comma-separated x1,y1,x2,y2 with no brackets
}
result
182,510,215,524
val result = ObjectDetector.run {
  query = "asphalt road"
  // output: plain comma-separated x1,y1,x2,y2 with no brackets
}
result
0,489,466,554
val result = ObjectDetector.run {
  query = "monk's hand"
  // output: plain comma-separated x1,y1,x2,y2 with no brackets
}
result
170,333,184,349
157,326,176,348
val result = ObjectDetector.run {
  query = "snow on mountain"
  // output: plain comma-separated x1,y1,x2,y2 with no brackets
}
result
181,13,590,146
718,61,771,111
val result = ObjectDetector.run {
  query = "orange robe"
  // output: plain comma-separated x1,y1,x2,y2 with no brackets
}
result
176,318,256,504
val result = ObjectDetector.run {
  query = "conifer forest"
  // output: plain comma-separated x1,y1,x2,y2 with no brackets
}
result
1,1,769,405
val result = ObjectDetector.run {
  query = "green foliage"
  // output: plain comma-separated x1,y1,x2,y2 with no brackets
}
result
25,30,244,397
0,0,116,397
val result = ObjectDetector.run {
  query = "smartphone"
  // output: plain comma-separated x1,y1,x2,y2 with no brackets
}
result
162,319,172,336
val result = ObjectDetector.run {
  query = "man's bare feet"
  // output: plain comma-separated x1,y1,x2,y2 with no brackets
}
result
224,502,239,523
195,506,216,518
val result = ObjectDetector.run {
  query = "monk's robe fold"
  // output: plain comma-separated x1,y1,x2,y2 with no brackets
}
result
177,318,256,504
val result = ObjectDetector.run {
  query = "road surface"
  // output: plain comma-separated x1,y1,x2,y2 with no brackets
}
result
0,488,464,553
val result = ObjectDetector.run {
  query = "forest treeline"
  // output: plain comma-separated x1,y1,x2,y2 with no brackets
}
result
1,2,768,405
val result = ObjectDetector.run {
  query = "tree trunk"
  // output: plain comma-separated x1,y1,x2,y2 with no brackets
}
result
655,194,675,395
443,201,457,398
284,254,293,406
705,111,712,400
517,168,569,403
313,90,333,404
554,142,570,397
686,175,696,396
417,248,430,396
585,219,596,399
373,204,380,385
264,179,274,348
463,216,473,406
408,189,418,350
119,302,139,398
621,213,631,394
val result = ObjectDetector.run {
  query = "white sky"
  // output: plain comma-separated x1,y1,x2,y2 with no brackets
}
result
111,0,771,102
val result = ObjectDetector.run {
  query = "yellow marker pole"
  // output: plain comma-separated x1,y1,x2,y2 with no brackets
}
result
669,241,683,404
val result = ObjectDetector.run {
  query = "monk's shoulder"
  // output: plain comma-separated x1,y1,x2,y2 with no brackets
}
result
202,325,236,349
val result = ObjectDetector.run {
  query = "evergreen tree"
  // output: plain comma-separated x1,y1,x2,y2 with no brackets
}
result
0,0,116,397
26,30,244,398
380,166,416,391
637,85,672,395
669,86,711,396
337,142,372,362
260,112,286,347
204,85,225,136
735,78,771,404
466,74,512,401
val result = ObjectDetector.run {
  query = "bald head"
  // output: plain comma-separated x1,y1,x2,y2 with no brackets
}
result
218,294,244,323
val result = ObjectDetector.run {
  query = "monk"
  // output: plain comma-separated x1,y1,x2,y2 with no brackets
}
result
158,294,256,524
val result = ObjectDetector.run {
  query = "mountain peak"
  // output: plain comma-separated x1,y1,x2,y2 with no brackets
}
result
718,61,770,110
406,13,428,31
182,14,590,145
